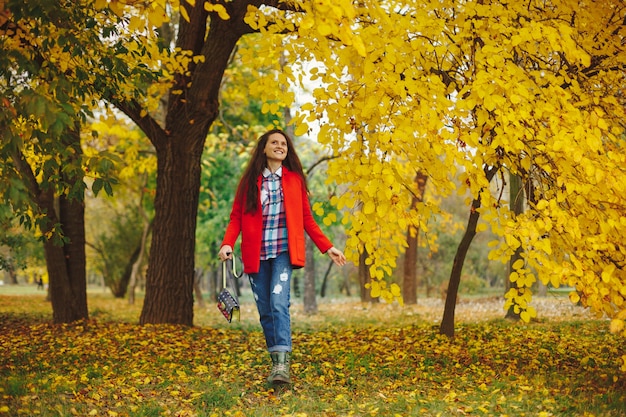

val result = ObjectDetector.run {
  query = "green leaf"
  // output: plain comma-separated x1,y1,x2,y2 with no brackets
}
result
92,178,104,196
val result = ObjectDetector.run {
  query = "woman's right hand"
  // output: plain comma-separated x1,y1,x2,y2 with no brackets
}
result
218,245,233,261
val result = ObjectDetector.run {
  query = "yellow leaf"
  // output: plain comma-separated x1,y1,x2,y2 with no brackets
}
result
363,201,375,215
294,123,309,136
318,22,333,37
204,3,230,20
147,3,168,26
609,319,624,334
179,5,190,23
390,283,401,297
109,0,124,17
215,5,230,20
601,264,616,283
370,280,381,298
520,310,531,322
128,15,143,32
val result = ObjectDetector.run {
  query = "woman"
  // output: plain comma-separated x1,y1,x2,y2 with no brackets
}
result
218,129,346,384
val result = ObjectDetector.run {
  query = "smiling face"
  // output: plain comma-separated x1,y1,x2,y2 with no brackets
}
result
263,132,288,169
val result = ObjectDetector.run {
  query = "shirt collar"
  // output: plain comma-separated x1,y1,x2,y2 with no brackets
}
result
262,166,283,178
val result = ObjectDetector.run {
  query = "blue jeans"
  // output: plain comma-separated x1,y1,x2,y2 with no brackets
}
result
249,252,292,352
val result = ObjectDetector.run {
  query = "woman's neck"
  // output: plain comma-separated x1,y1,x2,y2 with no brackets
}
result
266,161,283,173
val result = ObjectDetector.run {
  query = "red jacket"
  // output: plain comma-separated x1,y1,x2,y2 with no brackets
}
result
221,167,333,274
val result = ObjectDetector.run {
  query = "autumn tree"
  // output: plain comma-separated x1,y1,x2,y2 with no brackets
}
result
241,0,626,348
0,0,166,322
311,0,626,339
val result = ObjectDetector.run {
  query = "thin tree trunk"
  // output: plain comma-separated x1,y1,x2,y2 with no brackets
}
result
359,248,378,303
402,172,427,305
209,268,217,302
440,166,497,337
505,172,524,319
193,267,205,308
111,245,140,298
320,259,333,298
303,236,317,314
341,272,351,296
6,265,18,285
129,209,153,305
54,128,88,322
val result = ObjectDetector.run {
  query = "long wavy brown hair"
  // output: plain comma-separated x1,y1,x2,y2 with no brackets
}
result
236,129,308,213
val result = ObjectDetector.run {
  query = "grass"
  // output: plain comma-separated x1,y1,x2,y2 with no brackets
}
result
0,285,624,416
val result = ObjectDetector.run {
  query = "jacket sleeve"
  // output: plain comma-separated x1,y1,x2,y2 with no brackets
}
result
221,187,244,248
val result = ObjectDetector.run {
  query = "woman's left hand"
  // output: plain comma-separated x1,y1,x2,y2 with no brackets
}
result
327,247,347,266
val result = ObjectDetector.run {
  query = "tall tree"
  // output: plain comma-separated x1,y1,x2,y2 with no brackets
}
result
0,0,162,322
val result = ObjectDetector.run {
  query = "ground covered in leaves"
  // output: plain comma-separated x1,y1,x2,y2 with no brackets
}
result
0,291,624,416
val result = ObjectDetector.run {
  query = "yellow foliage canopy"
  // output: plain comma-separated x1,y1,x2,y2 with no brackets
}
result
240,0,626,338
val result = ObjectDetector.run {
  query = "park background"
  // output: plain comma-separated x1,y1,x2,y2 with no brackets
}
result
1,0,626,415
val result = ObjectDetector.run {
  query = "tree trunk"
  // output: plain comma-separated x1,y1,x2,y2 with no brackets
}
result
402,172,427,305
111,244,140,298
320,259,333,297
56,192,88,322
303,236,317,314
134,2,254,325
440,166,497,337
505,172,524,319
139,133,205,325
129,216,152,305
209,268,217,302
359,248,378,303
6,265,18,285
11,125,89,324
193,268,205,308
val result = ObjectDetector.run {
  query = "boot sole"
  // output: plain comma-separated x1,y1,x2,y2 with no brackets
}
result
270,376,292,384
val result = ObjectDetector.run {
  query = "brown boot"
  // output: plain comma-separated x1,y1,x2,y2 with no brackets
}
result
268,352,291,384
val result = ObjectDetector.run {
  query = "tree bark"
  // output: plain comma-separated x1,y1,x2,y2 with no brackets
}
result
193,268,205,308
358,248,378,303
139,132,204,325
320,258,334,297
440,166,497,337
128,215,153,305
505,172,524,319
303,236,317,314
402,172,427,305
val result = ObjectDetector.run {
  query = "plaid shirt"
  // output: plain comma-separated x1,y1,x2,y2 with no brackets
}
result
260,167,288,260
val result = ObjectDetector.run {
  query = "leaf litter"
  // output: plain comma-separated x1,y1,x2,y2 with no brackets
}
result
0,294,624,416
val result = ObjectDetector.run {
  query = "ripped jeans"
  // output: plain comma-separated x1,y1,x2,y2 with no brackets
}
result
249,251,293,352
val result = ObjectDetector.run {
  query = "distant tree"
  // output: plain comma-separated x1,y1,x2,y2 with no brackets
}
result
402,173,427,305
